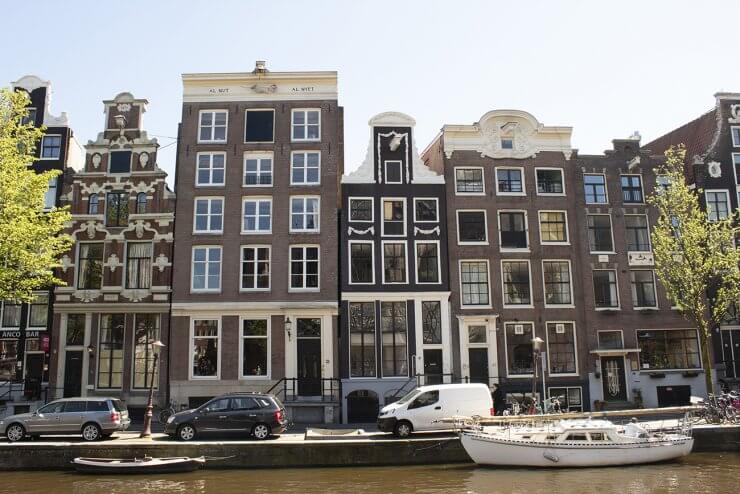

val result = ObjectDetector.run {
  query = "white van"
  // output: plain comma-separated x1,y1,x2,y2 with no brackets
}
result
377,383,493,438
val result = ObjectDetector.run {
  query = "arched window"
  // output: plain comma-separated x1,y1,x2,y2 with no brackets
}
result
136,193,147,214
88,194,99,214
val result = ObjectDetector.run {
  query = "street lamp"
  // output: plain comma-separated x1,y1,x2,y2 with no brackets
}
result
530,337,544,413
140,339,165,438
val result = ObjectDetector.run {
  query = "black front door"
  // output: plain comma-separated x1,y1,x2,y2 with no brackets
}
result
721,329,740,379
423,349,443,385
25,353,44,399
63,351,83,398
601,356,627,401
297,318,321,396
469,348,489,385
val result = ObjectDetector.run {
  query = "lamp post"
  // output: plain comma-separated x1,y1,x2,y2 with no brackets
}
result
530,337,544,414
140,339,165,438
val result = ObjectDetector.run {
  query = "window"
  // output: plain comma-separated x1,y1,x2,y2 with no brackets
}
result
637,329,701,370
460,261,490,307
197,153,225,186
192,319,219,377
543,261,572,305
291,151,320,185
536,168,564,194
505,322,534,375
382,199,406,236
502,260,532,306
416,242,440,284
65,314,85,346
587,215,613,252
499,211,528,249
132,314,159,389
548,387,583,412
547,323,576,375
496,168,524,194
242,198,271,233
381,301,408,377
455,168,484,194
1,301,21,327
245,109,274,142
584,174,607,204
109,151,132,174
414,199,438,223
97,314,124,388
593,270,619,308
242,319,268,377
106,192,129,226
199,110,227,142
457,211,487,244
27,293,48,328
349,242,374,284
290,246,319,290
40,135,61,159
625,215,650,251
349,302,376,378
656,175,671,193
0,340,17,379
135,193,147,214
191,246,221,291
598,330,624,349
77,243,104,289
290,197,320,232
44,177,57,210
705,191,730,221
244,153,272,186
241,246,270,290
501,138,513,150
538,211,568,244
631,270,657,308
422,301,442,345
409,390,439,409
383,242,407,283
732,126,740,147
126,242,152,289
349,198,373,222
22,107,37,126
88,194,100,214
194,197,223,233
385,160,403,184
292,109,320,141
733,153,740,184
621,175,644,203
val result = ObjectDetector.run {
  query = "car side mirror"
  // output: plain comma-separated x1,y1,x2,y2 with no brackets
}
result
203,408,210,413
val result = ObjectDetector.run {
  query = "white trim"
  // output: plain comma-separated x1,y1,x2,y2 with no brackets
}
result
347,301,378,379
494,166,526,196
378,300,410,378
704,189,731,221
239,245,272,292
243,151,273,188
630,269,659,310
583,173,609,204
731,153,740,186
544,321,579,377
413,197,439,223
534,167,566,196
458,259,492,309
587,213,615,254
503,321,536,378
39,134,62,161
348,196,374,223
195,152,226,187
192,196,224,234
95,314,124,391
289,195,321,233
123,240,154,290
381,197,407,237
291,108,321,142
108,150,133,175
501,259,534,308
497,209,529,252
381,239,409,285
384,160,404,184
290,150,321,186
414,239,442,285
239,317,271,380
288,244,321,292
75,241,105,290
348,240,375,285
197,109,228,144
731,126,740,147
130,313,161,390
241,196,273,235
537,210,569,245
635,328,702,372
457,315,499,385
542,259,575,308
546,386,583,411
454,166,485,196
597,330,624,349
593,268,620,310
620,173,645,204
457,209,489,245
244,108,275,144
190,245,222,293
189,316,222,380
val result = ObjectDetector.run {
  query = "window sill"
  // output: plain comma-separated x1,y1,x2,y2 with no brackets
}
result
544,304,575,309
455,192,486,197
240,288,271,293
193,231,224,235
595,307,620,311
634,307,659,311
500,248,530,253
536,192,566,197
506,374,534,379
348,282,375,286
291,138,321,143
496,192,526,197
241,231,272,235
382,282,409,285
585,202,609,206
189,376,220,380
243,184,273,188
548,373,580,378
459,241,490,246
195,184,226,188
244,140,276,145
289,183,322,187
590,251,616,255
239,376,271,381
288,288,321,293
460,305,492,310
197,140,228,145
190,290,222,294
541,242,570,246
503,304,535,309
290,230,321,234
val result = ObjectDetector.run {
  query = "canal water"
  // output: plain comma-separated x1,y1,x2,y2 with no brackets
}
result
3,453,738,493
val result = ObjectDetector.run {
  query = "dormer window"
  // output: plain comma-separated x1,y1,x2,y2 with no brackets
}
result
384,160,403,184
501,138,513,150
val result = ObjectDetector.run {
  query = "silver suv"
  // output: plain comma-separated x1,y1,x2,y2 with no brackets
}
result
0,397,130,442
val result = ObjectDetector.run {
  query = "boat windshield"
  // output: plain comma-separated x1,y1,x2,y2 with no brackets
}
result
395,389,420,405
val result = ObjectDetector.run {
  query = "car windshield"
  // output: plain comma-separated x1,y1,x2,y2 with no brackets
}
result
395,389,420,405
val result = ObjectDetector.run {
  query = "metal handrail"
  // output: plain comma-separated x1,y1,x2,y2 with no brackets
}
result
267,377,342,403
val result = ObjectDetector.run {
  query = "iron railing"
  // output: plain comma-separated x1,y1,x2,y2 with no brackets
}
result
267,378,342,403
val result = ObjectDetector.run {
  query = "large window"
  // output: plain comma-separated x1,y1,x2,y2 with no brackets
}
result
543,260,572,305
705,191,730,221
621,175,644,203
290,197,320,232
349,302,376,378
192,246,221,291
125,242,152,289
290,246,319,290
457,211,487,243
455,168,484,194
349,242,373,284
106,192,129,226
538,211,568,244
242,319,268,377
625,215,650,251
547,322,576,375
132,314,159,389
194,197,223,233
243,153,272,186
241,246,270,290
416,242,440,284
381,301,407,377
40,135,61,159
197,153,225,186
245,109,274,142
593,270,619,308
496,168,524,194
242,198,271,233
584,174,607,204
587,214,613,252
97,314,124,389
77,243,104,289
292,109,320,141
499,211,528,249
192,319,219,378
28,293,49,328
549,387,583,412
1,301,21,327
109,151,132,174
383,242,407,283
637,329,701,370
349,198,373,222
422,301,442,345
198,110,227,143
631,270,657,308
505,322,534,375
502,260,531,306
291,151,320,185
414,199,438,223
65,314,85,346
382,199,406,236
460,261,490,307
536,168,564,194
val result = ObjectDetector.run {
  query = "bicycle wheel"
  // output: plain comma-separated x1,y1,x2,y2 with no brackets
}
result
157,408,172,424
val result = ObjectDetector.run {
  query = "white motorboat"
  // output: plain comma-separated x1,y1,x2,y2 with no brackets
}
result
459,419,693,467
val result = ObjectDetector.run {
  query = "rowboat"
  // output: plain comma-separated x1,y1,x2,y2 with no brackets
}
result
72,456,206,474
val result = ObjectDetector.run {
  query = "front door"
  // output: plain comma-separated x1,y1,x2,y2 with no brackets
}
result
297,318,321,396
25,353,44,399
601,357,627,401
63,351,83,398
721,329,740,378
423,349,443,385
469,348,489,385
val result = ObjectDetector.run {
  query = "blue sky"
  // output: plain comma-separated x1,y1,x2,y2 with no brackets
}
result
2,0,738,185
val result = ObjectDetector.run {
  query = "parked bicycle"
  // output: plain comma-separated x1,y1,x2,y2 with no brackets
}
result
154,400,181,424
692,392,739,424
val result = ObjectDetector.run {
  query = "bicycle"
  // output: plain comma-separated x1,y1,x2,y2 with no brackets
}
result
154,400,179,424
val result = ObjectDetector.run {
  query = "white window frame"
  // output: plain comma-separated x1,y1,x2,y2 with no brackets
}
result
498,209,529,251
583,173,609,204
587,213,616,254
503,321,536,378
413,198,439,223
196,152,226,187
597,329,624,349
636,328,703,372
290,151,321,186
291,108,321,142
458,259,492,309
191,245,222,293
288,244,321,292
705,189,731,221
501,259,534,309
542,259,575,308
534,167,566,196
289,196,321,233
456,209,488,245
44,176,57,210
198,110,228,144
538,210,569,245
731,126,740,147
545,321,579,377
624,213,652,252
732,153,740,186
494,166,526,196
381,197,407,237
239,317,271,380
620,174,645,204
593,268,620,310
414,240,442,285
384,160,403,184
348,240,375,285
39,134,62,160
348,301,378,380
631,269,659,310
381,240,408,285
240,245,271,292
189,317,221,380
241,197,272,235
243,152,273,188
244,108,275,144
192,197,224,234
348,197,374,223
454,167,485,196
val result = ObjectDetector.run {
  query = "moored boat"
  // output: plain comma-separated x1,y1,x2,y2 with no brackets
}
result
72,456,206,474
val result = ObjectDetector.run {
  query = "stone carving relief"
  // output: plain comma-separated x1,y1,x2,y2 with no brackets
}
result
414,226,440,236
121,289,148,303
479,120,537,159
707,161,722,178
74,290,100,303
116,103,132,112
139,152,149,168
153,253,172,272
348,226,375,236
73,220,107,239
105,253,123,273
60,255,74,273
729,104,740,124
250,84,277,94
91,153,102,169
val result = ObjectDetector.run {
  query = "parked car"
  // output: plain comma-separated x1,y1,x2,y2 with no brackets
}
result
164,392,288,441
0,397,130,442
378,383,493,438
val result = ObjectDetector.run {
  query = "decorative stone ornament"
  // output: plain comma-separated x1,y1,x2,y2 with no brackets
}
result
139,152,149,168
250,84,277,94
347,226,374,236
153,253,172,272
91,153,102,169
60,255,74,273
116,103,132,112
729,104,740,123
106,253,123,273
707,161,722,178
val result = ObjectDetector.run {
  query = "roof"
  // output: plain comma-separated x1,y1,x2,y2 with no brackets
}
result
644,108,717,164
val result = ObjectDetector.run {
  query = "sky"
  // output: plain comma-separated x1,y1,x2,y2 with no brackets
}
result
2,0,738,187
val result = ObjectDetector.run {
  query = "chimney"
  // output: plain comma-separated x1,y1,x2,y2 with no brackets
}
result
254,60,268,74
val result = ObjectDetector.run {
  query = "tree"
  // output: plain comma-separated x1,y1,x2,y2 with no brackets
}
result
0,87,72,303
648,145,740,396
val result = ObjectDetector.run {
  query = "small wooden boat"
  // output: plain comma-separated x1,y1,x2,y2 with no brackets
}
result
72,456,206,474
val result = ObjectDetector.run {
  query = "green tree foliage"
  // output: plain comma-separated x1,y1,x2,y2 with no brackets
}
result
0,88,72,302
648,145,740,395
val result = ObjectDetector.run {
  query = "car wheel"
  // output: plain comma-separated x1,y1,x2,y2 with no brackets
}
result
178,423,196,441
82,423,102,442
251,423,271,440
394,420,413,438
6,423,26,442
